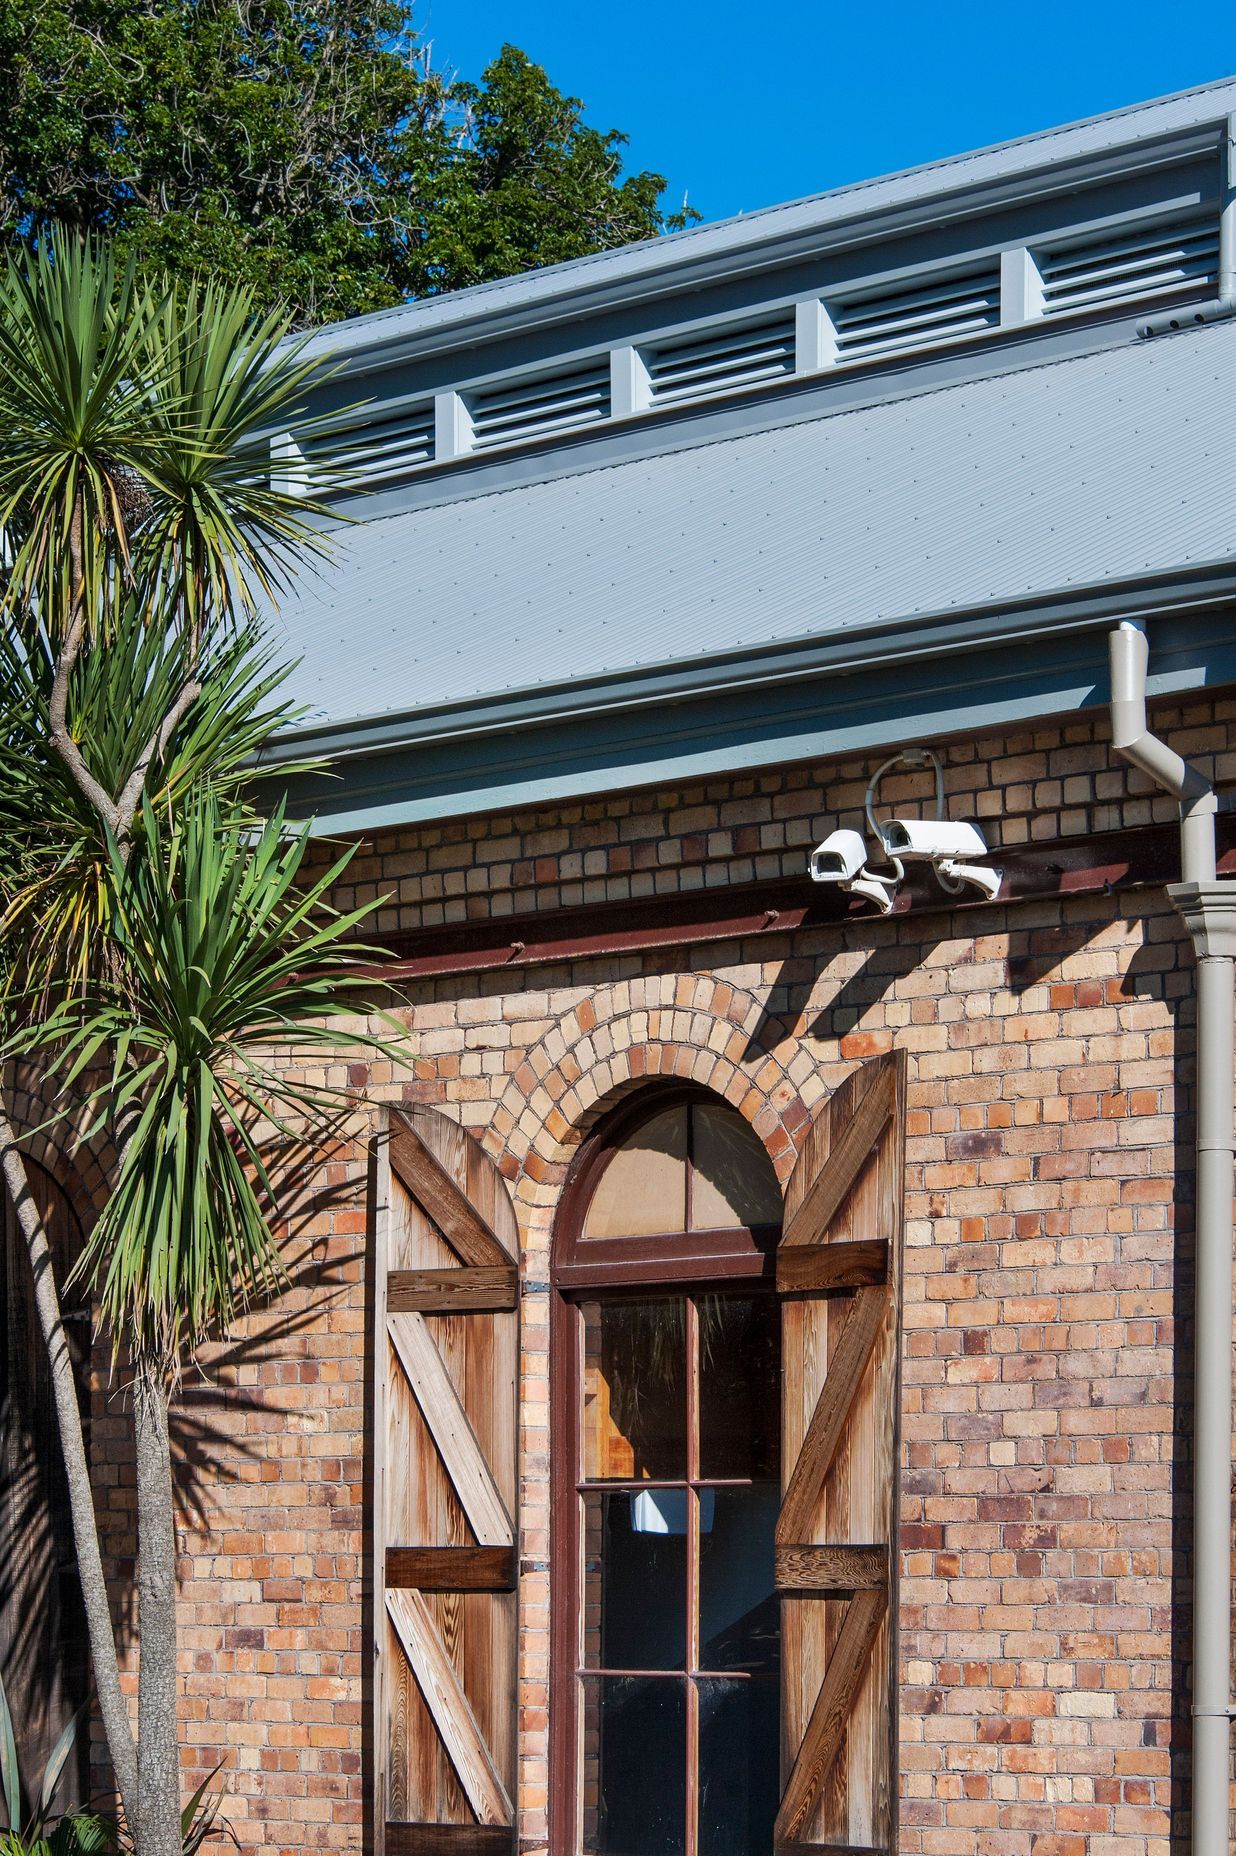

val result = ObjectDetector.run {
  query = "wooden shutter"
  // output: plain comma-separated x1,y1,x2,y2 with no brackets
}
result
775,1050,906,1854
374,1106,520,1856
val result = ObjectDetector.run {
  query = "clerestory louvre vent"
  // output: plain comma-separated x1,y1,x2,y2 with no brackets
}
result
830,267,1001,364
467,359,611,450
305,405,435,489
643,312,796,406
1037,217,1220,317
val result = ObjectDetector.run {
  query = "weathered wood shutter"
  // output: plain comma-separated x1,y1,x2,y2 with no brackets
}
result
775,1050,906,1854
374,1106,520,1856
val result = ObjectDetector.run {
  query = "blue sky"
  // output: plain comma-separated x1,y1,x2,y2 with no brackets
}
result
419,1,1236,225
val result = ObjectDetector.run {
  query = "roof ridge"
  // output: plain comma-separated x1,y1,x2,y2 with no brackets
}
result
296,76,1236,356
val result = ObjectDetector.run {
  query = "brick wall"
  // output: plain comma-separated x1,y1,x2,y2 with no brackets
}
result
85,693,1232,1856
313,690,1236,937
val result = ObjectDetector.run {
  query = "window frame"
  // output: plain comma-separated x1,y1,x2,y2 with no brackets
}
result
553,1084,781,1293
549,1084,783,1856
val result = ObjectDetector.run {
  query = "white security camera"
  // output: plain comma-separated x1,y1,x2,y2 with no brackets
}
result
809,829,868,883
809,829,900,914
878,818,990,862
878,816,1001,900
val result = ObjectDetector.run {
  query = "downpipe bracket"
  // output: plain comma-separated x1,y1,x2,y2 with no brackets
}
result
1167,882,1236,958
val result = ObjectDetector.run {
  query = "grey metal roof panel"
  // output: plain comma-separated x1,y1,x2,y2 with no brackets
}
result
294,78,1236,371
270,321,1236,733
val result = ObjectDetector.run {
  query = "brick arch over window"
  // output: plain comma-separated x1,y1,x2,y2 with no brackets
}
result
481,972,813,1219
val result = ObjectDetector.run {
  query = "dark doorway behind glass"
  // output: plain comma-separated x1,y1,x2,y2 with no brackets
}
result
578,1291,780,1856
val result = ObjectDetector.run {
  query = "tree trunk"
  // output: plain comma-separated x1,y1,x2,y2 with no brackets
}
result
0,1100,139,1821
133,1365,183,1856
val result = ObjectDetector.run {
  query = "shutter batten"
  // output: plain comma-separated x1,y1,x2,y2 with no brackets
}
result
374,1105,520,1856
776,1050,906,1853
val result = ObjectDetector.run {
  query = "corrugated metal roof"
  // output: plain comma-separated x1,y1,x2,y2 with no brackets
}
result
270,322,1236,732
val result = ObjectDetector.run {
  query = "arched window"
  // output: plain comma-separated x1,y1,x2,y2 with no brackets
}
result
551,1087,783,1856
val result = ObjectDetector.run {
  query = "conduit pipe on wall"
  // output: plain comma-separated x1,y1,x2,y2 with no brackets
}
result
1109,621,1236,1856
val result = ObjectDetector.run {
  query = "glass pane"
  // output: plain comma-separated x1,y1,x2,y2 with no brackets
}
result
582,1300,687,1480
698,1295,780,1481
699,1485,780,1673
583,1106,688,1238
697,1677,780,1856
690,1103,782,1230
582,1491,687,1671
582,1675,686,1856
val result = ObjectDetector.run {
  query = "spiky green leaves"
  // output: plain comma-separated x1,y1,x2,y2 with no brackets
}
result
0,1667,106,1856
0,232,334,643
0,239,163,617
30,788,388,1368
0,600,304,1012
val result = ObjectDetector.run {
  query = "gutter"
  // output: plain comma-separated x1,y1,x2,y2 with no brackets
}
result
1109,622,1236,1856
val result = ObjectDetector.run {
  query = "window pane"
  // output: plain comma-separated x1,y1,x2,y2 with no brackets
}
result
582,1300,687,1480
690,1103,782,1230
698,1295,780,1480
582,1491,687,1671
582,1676,686,1856
697,1677,780,1856
699,1485,780,1674
582,1106,688,1238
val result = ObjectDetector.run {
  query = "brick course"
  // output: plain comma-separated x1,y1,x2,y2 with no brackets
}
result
50,696,1230,1855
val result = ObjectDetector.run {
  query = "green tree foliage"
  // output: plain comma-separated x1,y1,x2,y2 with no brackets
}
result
0,2,695,325
0,234,396,1856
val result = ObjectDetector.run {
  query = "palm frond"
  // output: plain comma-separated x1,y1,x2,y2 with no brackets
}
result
132,277,338,632
0,602,307,1014
0,238,170,625
21,788,398,1368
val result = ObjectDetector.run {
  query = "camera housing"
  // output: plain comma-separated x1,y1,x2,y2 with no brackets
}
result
878,818,990,862
809,829,900,913
809,748,1004,914
809,828,868,883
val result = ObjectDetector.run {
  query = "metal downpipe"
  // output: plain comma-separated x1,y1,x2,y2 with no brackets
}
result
1108,623,1235,1856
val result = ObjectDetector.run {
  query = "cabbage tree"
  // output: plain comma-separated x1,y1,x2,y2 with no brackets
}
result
0,234,386,1856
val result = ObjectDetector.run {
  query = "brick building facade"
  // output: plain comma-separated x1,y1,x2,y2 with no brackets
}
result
82,692,1225,1856
8,77,1236,1856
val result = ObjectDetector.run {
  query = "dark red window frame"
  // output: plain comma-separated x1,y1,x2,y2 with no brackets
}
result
548,1084,782,1856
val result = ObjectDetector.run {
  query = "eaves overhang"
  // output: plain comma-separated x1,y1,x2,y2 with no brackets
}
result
265,572,1236,838
262,558,1236,769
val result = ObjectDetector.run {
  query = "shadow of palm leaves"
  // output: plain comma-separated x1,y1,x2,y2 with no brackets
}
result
166,1137,363,1531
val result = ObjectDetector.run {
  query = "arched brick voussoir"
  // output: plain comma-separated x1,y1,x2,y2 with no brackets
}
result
483,971,808,1210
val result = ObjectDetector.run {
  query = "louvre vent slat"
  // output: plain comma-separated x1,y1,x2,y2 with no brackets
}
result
303,409,435,488
1038,216,1219,316
831,268,1000,363
835,291,999,343
644,313,796,406
297,207,1223,486
468,361,611,450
